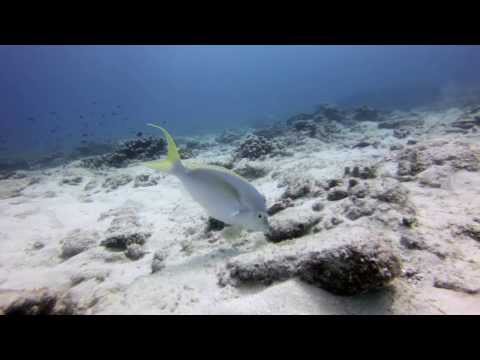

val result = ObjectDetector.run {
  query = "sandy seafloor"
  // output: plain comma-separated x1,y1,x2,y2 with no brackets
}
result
1,104,480,315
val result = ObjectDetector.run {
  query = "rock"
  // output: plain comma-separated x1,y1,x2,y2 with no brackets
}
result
348,182,369,198
433,278,480,295
221,257,298,287
451,121,476,130
268,199,294,216
327,189,348,201
0,288,76,315
390,144,404,151
402,216,418,228
378,118,424,129
80,136,166,169
60,229,99,259
233,135,276,161
293,120,318,137
350,166,376,179
314,104,347,122
281,179,312,200
133,174,158,188
178,147,194,159
102,174,133,191
60,176,83,185
298,242,401,296
215,130,242,144
353,106,384,122
407,140,417,145
371,179,409,206
459,224,480,242
400,234,427,250
417,166,450,188
311,201,325,212
125,243,146,260
343,199,375,220
348,178,359,188
32,241,45,250
266,216,322,243
286,113,313,126
206,217,226,232
393,128,410,139
397,140,480,177
101,232,150,251
233,163,268,180
220,241,401,296
352,141,371,149
84,179,98,191
151,250,168,274
253,125,286,139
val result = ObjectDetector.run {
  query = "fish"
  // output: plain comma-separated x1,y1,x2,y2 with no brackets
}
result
144,124,270,233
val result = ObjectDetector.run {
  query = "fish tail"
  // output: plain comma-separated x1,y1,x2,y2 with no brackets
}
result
143,123,184,174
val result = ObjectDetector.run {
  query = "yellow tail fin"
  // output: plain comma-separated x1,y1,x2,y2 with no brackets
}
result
143,123,181,172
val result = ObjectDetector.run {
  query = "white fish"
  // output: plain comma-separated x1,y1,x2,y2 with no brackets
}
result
144,124,270,233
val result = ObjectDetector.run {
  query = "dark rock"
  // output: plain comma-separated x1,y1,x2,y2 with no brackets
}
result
344,167,351,176
220,241,402,296
352,141,371,149
451,120,478,130
402,217,418,228
125,244,146,260
32,241,45,250
327,189,348,201
102,174,133,191
390,144,404,151
353,106,384,122
0,288,76,315
298,242,401,296
312,201,325,212
178,147,194,160
407,140,417,145
206,217,226,232
233,135,275,161
459,224,480,242
80,136,166,169
393,128,410,139
281,181,311,200
268,199,294,216
266,216,321,243
100,232,150,251
344,200,375,220
348,182,369,200
400,234,427,250
222,257,298,287
133,174,158,188
348,178,359,188
327,179,343,189
60,176,83,186
286,113,312,127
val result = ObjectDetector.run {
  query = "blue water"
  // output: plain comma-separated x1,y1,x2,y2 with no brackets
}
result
1,45,479,157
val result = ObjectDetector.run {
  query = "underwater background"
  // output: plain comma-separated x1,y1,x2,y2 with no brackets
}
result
1,45,480,161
